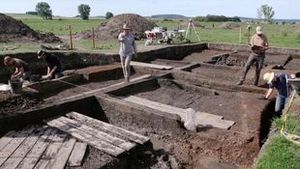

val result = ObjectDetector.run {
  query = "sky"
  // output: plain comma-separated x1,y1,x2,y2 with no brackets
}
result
0,0,299,19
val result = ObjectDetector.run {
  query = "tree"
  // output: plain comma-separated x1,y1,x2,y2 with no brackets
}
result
105,12,114,19
78,4,91,20
257,4,275,23
35,2,52,20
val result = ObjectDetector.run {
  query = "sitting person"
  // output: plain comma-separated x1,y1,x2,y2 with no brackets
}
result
37,50,63,80
4,56,30,81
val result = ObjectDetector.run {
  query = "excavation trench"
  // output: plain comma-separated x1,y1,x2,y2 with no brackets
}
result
1,44,298,169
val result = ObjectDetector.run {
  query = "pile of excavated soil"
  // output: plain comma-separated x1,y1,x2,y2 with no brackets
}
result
0,91,43,117
219,22,240,29
77,13,156,40
0,13,61,43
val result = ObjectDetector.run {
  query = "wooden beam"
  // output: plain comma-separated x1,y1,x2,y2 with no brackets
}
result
66,112,149,144
130,61,173,70
67,142,87,167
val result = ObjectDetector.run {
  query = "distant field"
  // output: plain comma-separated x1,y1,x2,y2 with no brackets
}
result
2,14,300,53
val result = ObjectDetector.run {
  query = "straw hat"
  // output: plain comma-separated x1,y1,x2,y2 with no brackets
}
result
4,56,12,65
122,24,131,30
256,26,263,35
263,72,275,84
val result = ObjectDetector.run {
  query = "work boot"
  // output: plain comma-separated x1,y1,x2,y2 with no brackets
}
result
236,80,243,85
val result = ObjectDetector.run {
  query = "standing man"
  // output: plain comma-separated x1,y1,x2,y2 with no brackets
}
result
237,26,269,86
263,72,295,114
4,56,30,81
118,24,137,82
37,50,63,80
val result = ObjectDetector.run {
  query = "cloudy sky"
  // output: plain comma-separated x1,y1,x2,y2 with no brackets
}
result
0,0,299,19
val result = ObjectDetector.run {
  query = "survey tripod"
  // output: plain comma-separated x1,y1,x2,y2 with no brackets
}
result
185,19,201,42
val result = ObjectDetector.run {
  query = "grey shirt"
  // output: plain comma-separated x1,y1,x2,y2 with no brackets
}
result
118,32,136,57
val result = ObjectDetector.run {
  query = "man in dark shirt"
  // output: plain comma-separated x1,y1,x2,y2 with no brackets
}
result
263,72,295,114
37,50,63,80
4,56,30,81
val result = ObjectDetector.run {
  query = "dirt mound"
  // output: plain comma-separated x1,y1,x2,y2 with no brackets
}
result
0,13,61,43
78,13,156,40
219,22,240,29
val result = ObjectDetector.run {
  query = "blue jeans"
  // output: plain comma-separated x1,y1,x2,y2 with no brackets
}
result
275,96,287,114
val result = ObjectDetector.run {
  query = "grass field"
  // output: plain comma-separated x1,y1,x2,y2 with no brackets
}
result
1,14,300,54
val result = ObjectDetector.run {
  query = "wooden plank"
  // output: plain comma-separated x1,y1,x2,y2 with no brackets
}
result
0,127,35,166
56,117,135,151
130,61,173,70
122,96,235,129
33,133,68,169
67,112,149,144
16,128,55,169
63,74,151,101
47,137,76,169
0,131,17,151
46,119,124,157
122,96,223,120
68,142,87,167
0,127,46,169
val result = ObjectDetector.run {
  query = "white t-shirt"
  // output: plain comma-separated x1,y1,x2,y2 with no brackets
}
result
118,32,136,57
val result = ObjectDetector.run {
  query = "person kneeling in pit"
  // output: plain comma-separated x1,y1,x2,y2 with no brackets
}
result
37,50,63,80
4,56,30,81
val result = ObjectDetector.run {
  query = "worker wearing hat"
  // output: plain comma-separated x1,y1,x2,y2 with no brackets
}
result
237,26,269,86
118,24,137,82
263,72,295,114
4,56,30,81
37,50,63,80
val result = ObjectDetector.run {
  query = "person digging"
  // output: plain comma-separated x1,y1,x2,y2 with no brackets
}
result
263,72,296,115
4,56,30,81
118,24,137,83
237,26,269,86
37,50,63,80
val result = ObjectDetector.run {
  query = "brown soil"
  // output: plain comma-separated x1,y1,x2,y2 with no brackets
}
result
219,22,240,29
129,79,265,168
0,13,61,43
0,91,43,117
182,49,232,63
77,13,156,41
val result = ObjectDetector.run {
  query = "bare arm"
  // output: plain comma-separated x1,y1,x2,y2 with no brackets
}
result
265,88,274,99
47,67,51,74
48,66,57,76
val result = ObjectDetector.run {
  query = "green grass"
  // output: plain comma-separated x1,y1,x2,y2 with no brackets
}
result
256,134,300,169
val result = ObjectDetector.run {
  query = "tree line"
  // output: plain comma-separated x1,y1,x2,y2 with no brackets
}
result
32,2,114,20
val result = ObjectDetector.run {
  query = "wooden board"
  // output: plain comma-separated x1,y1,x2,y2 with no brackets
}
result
46,137,76,169
46,119,124,157
16,128,55,169
63,74,151,101
56,117,135,151
66,112,149,144
68,142,87,167
0,127,35,166
130,61,173,70
0,131,18,151
122,96,235,130
0,127,46,169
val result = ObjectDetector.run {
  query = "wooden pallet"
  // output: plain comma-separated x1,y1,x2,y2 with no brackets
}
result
0,126,79,169
46,112,150,157
121,96,235,130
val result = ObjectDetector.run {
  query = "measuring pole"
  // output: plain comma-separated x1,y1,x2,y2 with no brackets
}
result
92,27,96,49
69,25,73,49
239,27,242,43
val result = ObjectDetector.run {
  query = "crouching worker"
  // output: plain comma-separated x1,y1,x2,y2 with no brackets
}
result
37,50,63,80
4,56,30,81
263,72,296,114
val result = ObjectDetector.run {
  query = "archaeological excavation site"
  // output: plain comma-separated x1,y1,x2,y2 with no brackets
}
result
0,43,300,169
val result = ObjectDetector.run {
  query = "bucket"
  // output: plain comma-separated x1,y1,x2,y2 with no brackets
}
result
8,79,23,93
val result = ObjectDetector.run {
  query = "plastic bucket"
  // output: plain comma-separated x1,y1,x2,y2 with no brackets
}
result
9,79,23,93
